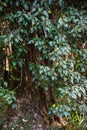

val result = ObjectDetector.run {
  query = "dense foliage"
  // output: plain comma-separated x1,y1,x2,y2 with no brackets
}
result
0,0,87,125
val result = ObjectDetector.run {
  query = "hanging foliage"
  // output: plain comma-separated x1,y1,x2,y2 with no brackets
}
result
0,0,87,128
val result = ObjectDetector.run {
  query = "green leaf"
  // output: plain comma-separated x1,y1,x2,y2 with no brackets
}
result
12,104,16,109
44,87,48,91
0,6,3,11
4,82,8,87
8,100,13,105
18,59,23,68
12,61,17,67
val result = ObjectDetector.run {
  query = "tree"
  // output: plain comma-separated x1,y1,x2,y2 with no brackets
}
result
0,0,87,129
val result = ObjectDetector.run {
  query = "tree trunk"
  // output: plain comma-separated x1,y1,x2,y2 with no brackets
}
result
3,45,66,130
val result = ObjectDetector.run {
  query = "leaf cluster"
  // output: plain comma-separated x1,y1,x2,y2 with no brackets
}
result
0,0,87,119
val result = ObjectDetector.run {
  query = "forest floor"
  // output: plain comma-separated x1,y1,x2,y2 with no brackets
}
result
3,92,66,130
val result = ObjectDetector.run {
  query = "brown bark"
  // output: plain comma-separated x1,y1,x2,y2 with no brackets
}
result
2,45,66,130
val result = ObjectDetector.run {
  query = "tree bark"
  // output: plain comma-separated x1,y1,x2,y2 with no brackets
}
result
2,45,66,130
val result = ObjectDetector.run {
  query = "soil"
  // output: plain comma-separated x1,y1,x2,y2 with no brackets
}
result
3,90,66,130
